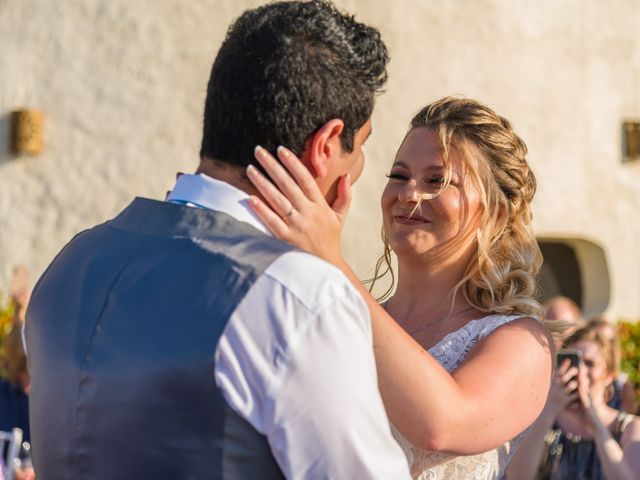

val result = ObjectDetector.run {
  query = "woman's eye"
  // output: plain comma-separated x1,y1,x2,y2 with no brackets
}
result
385,172,408,181
427,176,445,185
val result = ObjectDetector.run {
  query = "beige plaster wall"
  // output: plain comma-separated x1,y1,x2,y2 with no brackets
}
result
1,0,639,317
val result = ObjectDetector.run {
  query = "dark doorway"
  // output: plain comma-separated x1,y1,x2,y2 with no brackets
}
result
538,241,582,308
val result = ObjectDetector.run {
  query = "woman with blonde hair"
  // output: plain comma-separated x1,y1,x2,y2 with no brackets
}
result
587,316,638,413
246,96,554,479
513,323,640,479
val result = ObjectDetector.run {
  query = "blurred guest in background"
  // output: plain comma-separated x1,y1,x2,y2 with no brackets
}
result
544,296,584,348
0,323,30,441
0,267,35,479
544,296,582,324
507,323,640,479
1,267,30,441
588,317,638,414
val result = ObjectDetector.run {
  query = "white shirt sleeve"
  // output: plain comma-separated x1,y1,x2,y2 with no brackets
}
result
215,251,410,479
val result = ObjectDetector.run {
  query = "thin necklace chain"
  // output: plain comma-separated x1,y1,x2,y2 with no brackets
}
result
384,299,474,335
410,306,474,334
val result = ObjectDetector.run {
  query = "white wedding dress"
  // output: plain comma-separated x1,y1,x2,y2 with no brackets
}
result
392,314,529,480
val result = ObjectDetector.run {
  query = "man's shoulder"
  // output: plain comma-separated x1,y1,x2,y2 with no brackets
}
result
262,250,363,314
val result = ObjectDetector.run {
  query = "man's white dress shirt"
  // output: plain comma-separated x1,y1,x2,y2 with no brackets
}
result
168,173,410,479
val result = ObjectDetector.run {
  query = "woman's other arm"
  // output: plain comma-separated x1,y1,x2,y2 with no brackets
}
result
590,414,639,480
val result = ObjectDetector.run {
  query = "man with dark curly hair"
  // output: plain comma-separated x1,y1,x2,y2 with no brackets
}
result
26,1,410,478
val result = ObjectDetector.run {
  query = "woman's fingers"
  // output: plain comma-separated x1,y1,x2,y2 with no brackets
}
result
564,380,578,394
566,391,580,405
246,144,345,263
246,164,295,219
253,146,309,208
276,146,325,203
248,195,290,239
557,359,575,376
560,366,578,384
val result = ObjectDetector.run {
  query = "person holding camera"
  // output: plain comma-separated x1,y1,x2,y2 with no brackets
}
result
587,317,638,414
506,323,640,479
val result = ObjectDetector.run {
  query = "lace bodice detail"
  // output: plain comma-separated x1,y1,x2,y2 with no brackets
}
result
392,314,529,480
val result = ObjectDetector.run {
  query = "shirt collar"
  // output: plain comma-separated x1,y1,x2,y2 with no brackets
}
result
166,173,270,235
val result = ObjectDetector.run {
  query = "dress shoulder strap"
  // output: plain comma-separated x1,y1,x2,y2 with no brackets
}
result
476,314,525,341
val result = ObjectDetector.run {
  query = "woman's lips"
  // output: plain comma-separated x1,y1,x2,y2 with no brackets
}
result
394,215,430,225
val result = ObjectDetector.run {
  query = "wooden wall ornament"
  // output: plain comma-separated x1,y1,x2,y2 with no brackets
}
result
11,109,44,155
622,121,640,163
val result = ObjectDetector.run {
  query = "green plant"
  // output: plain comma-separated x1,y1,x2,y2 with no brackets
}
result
0,294,16,378
619,320,640,390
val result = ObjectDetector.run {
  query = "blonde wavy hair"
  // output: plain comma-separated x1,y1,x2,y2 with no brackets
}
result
585,317,622,374
370,96,544,321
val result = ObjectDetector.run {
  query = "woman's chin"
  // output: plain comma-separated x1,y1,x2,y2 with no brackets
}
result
388,237,436,258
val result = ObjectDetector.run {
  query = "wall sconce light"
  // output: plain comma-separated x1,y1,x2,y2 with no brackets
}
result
11,109,44,155
622,121,640,163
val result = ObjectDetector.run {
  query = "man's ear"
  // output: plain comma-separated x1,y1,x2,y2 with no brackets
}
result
304,119,344,178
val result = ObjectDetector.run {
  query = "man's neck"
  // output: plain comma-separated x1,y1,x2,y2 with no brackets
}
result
196,157,260,197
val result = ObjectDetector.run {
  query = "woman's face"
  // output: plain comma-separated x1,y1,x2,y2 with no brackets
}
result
381,127,481,264
573,340,613,400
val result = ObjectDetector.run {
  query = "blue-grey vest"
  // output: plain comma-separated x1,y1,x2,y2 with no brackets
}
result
26,197,290,480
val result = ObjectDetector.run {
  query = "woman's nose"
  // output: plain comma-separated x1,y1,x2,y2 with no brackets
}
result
398,179,419,203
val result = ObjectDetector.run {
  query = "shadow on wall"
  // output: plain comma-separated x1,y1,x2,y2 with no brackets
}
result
0,113,12,166
0,112,17,167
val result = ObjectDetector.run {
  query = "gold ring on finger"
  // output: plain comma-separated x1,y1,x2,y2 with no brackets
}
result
284,205,295,218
